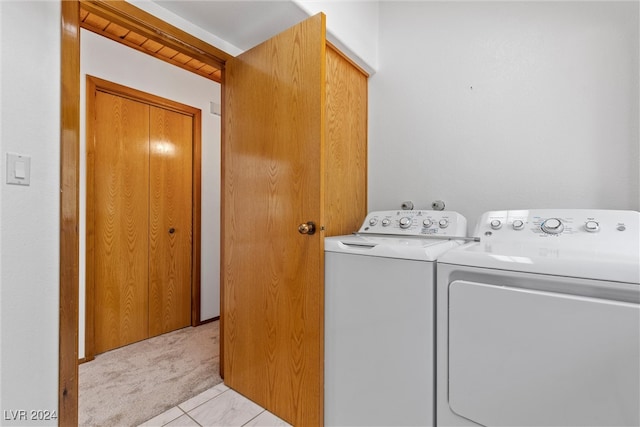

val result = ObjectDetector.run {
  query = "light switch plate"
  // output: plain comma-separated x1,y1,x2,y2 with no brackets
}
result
6,152,31,186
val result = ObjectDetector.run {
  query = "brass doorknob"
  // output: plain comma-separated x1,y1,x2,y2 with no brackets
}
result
298,221,316,235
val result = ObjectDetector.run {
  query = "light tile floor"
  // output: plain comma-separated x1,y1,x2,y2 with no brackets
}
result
139,383,292,427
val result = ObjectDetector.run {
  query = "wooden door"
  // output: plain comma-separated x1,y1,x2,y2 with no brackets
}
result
148,106,193,337
94,92,151,354
222,14,326,426
324,44,368,236
91,87,193,355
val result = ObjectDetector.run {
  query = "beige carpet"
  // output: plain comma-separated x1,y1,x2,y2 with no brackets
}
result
79,321,222,426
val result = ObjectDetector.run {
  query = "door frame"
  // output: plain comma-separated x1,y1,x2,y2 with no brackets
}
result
84,75,202,361
60,2,229,424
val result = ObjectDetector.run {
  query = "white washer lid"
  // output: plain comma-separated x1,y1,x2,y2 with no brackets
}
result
439,209,640,284
325,234,464,261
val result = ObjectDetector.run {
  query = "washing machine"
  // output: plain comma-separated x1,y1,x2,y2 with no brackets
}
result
436,209,640,427
324,209,469,427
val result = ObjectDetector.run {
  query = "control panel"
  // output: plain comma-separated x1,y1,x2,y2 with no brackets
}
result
358,210,468,237
476,209,639,244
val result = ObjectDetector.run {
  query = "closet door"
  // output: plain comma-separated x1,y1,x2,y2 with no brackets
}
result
148,106,193,337
91,87,194,355
94,92,150,354
324,44,368,236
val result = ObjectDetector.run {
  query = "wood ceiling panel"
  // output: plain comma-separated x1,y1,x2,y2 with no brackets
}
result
172,53,193,65
199,64,218,76
79,3,226,83
123,32,147,46
104,22,129,39
141,38,164,53
157,46,180,60
84,12,110,30
186,58,206,70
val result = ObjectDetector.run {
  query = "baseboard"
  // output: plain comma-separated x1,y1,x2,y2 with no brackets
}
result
78,356,94,364
197,316,220,326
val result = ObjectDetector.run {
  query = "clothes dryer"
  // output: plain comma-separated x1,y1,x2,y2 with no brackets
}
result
436,209,640,427
324,210,468,426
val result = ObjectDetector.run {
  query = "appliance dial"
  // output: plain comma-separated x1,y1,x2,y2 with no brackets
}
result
369,218,378,226
512,220,525,230
399,217,412,229
423,219,433,228
585,220,599,233
382,218,391,227
490,219,502,230
439,219,449,229
541,218,564,234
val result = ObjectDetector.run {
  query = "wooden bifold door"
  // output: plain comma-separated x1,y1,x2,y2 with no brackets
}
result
86,77,200,358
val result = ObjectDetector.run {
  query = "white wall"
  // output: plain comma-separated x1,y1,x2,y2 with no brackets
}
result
0,1,60,422
129,0,244,57
294,0,379,73
79,30,221,359
369,1,640,232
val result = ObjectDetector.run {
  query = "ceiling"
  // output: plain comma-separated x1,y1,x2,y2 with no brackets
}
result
149,1,309,51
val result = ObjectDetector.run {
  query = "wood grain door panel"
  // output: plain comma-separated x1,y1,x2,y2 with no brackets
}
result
94,91,150,354
324,45,368,236
90,82,196,356
149,106,193,337
223,14,325,426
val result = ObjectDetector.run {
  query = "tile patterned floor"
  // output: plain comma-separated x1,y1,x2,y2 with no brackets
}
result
139,383,292,427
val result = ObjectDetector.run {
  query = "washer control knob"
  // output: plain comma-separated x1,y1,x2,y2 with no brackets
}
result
512,220,525,230
369,218,378,226
399,217,412,229
585,220,599,233
541,218,564,234
439,219,449,229
381,218,391,227
423,219,433,228
490,219,502,230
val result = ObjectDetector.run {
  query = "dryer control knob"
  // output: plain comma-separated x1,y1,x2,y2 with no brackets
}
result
490,219,502,230
585,220,599,233
541,218,564,234
512,219,525,230
439,219,449,229
382,218,391,227
423,219,433,228
399,217,412,229
369,218,378,226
